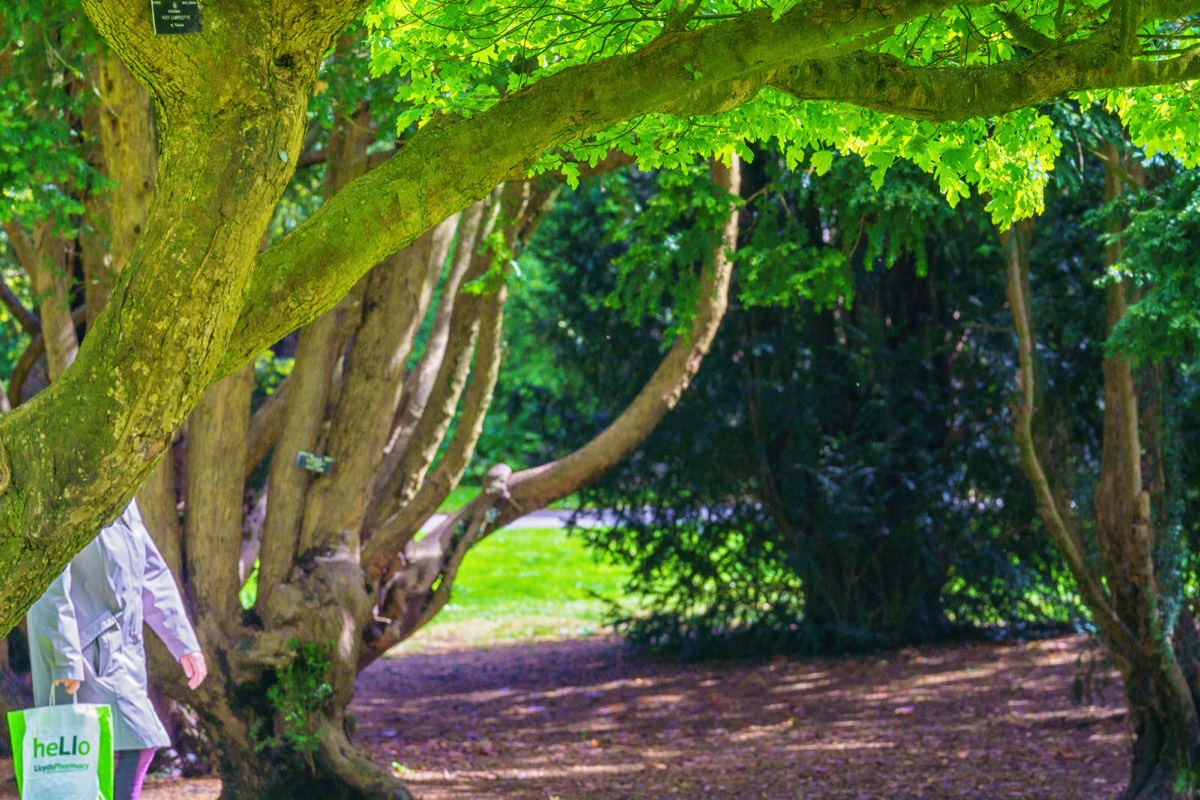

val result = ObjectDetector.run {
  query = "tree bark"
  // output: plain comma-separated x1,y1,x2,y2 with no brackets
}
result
80,52,157,330
256,101,376,615
5,0,1197,638
364,157,743,645
1003,152,1200,800
185,367,253,627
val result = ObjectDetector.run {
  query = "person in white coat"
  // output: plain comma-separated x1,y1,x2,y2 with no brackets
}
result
27,499,207,800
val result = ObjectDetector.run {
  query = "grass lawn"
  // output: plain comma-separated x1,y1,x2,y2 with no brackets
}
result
398,526,633,651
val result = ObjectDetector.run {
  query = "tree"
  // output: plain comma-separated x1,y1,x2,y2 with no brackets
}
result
543,152,1086,658
2,22,744,795
4,0,1200,797
1002,124,1200,798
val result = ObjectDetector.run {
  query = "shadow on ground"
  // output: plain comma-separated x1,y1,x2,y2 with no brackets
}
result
0,635,1128,799
352,634,1128,800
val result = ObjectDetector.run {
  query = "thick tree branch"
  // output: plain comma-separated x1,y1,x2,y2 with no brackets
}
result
770,33,1200,121
217,0,984,375
184,366,252,628
81,0,363,113
363,278,508,577
218,0,1200,374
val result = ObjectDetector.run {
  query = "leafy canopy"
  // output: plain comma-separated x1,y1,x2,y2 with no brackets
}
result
366,0,1200,224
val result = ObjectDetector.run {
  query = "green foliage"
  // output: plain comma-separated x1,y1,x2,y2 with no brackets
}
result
1098,89,1200,171
253,349,294,400
239,562,258,611
358,0,1200,232
1109,170,1200,362
604,163,739,334
1172,761,1200,797
501,148,1096,658
0,4,105,230
359,0,1200,225
252,640,335,757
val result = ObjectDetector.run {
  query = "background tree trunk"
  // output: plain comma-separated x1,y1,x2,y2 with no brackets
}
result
1003,147,1200,800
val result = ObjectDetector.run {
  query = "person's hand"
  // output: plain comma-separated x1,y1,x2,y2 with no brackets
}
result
53,678,81,695
180,651,207,690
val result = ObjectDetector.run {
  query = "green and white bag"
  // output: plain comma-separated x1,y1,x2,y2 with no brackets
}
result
7,687,114,800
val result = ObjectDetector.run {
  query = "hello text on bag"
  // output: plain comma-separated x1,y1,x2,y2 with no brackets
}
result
8,692,113,800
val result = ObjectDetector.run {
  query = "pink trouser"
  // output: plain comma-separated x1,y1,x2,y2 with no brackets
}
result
114,748,156,800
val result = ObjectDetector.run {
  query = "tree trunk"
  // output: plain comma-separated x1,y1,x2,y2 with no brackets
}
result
201,700,412,800
7,11,746,782
1002,149,1200,800
1094,150,1199,800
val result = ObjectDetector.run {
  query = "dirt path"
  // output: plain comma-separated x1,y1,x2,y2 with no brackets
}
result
3,634,1128,799
352,634,1127,800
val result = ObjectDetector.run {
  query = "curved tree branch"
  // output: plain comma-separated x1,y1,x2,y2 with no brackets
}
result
362,274,508,579
0,279,39,336
216,0,990,376
216,0,1200,376
362,157,742,652
769,32,1200,121
496,156,741,522
1000,219,1136,656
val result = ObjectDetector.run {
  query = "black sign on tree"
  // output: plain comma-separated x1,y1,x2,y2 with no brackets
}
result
151,0,201,35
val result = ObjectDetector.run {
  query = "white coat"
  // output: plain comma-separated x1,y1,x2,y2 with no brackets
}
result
27,500,201,750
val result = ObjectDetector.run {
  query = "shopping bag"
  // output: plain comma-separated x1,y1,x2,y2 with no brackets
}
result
7,686,114,800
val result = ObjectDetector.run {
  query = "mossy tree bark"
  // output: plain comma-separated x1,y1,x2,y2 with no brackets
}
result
6,0,1200,638
138,155,741,799
5,0,1200,794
